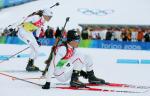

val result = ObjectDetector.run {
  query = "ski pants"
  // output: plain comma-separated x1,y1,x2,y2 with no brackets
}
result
54,52,93,82
17,27,39,60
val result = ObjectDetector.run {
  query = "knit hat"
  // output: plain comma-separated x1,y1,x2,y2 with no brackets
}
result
43,9,53,16
67,30,80,42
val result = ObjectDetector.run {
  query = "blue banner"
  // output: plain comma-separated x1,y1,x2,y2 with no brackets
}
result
1,36,150,51
0,0,3,8
117,59,150,64
99,40,148,50
5,36,25,44
4,0,23,7
2,0,34,8
38,38,55,46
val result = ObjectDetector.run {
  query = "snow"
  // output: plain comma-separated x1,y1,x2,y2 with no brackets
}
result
0,44,150,96
0,0,150,30
0,0,150,96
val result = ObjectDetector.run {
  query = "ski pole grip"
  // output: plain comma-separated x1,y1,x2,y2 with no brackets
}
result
50,2,60,8
55,2,60,6
66,17,70,22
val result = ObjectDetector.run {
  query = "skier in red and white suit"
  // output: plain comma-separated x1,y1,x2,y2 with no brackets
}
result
42,30,106,89
18,9,53,71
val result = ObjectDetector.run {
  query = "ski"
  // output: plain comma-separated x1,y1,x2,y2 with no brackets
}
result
86,82,150,89
12,76,46,80
52,86,148,93
0,72,148,93
1,71,149,90
2,70,149,90
55,82,150,89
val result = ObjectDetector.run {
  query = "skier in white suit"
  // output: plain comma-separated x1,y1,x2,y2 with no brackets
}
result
42,30,106,89
18,9,53,71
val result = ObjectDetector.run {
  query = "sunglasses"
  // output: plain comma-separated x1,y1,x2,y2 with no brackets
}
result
74,39,80,43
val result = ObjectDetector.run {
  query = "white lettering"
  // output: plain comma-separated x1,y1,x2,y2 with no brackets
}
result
124,45,141,50
101,43,122,49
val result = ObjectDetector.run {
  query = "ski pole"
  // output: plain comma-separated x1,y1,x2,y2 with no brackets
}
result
42,17,70,76
12,76,55,80
0,46,29,64
0,72,42,86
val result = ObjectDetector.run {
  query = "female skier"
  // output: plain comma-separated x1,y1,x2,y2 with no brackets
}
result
42,30,105,89
18,9,53,71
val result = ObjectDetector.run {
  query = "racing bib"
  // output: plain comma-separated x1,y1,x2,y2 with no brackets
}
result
22,22,38,32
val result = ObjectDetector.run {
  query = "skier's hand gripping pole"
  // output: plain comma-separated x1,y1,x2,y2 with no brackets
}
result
42,17,70,76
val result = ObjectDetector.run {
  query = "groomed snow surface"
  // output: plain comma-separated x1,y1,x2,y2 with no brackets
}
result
0,44,150,96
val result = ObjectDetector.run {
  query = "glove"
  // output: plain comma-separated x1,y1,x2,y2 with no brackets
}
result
35,37,42,46
37,40,41,46
80,70,88,79
42,82,50,89
45,59,51,65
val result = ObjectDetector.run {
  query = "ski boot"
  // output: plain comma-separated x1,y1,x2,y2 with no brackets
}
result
42,82,50,89
87,70,106,84
26,59,39,72
70,70,86,88
80,70,88,79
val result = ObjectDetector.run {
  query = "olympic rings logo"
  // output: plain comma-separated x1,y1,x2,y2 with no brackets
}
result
77,8,114,16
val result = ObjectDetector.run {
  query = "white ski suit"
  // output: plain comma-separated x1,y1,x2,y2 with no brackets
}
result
46,43,94,82
18,15,45,60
